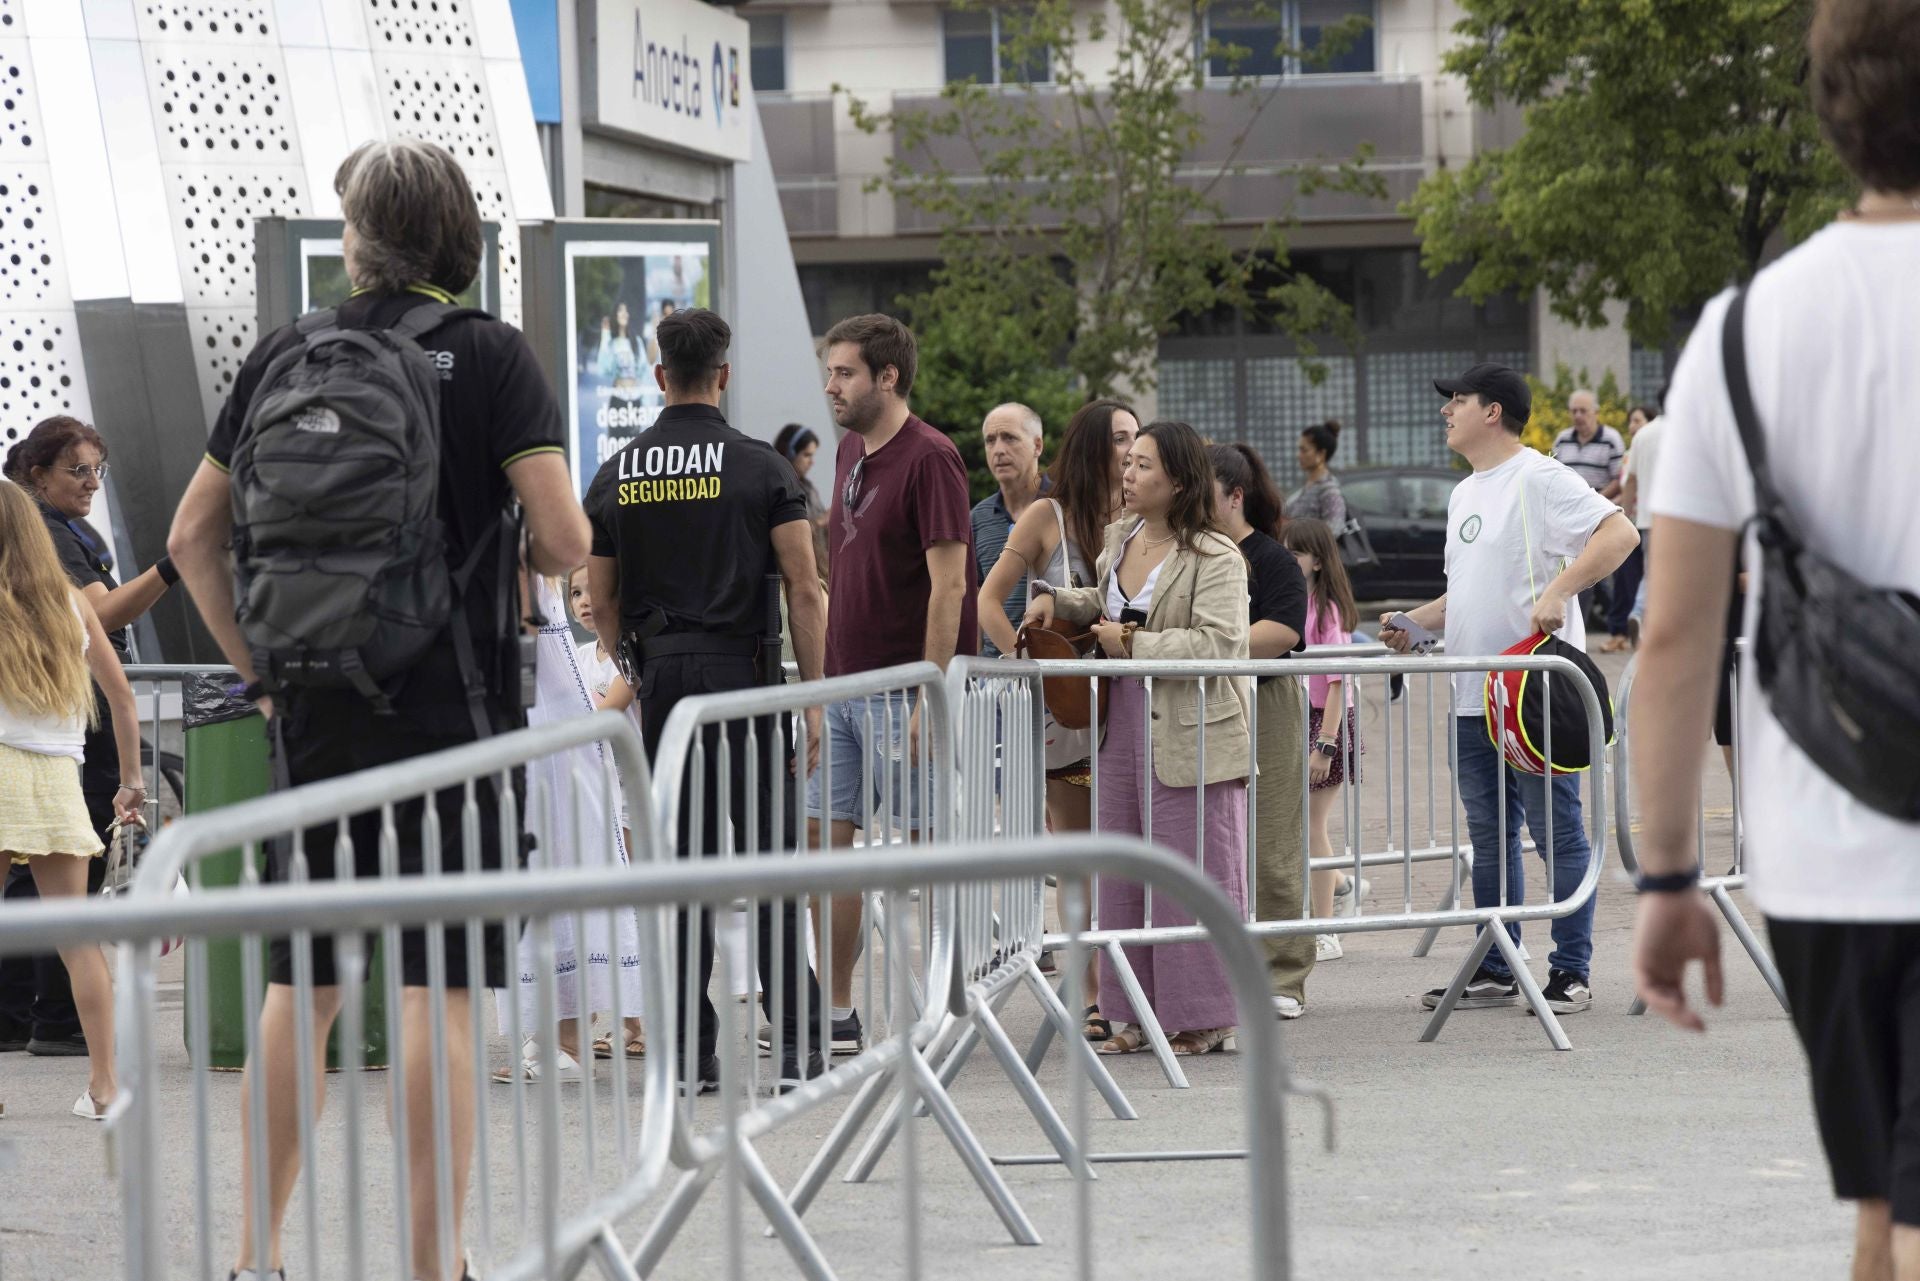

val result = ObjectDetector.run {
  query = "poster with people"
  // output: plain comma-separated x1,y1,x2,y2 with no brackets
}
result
565,240,713,496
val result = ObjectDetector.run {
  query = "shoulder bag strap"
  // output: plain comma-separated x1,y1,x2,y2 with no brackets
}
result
1721,285,1810,581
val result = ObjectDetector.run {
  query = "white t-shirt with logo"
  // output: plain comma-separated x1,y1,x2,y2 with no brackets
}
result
1651,221,1920,922
1444,447,1618,714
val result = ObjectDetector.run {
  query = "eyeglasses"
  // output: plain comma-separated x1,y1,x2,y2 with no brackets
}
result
60,464,109,482
843,454,866,511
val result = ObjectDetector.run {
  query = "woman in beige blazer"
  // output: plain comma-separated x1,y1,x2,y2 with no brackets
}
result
1025,421,1251,1056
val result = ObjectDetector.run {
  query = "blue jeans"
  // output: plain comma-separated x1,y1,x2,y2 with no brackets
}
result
1453,716,1595,981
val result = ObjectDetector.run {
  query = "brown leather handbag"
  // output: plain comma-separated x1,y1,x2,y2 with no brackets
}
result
1016,618,1108,730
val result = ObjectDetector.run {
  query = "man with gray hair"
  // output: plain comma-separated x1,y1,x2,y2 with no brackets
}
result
1551,389,1627,627
970,402,1047,655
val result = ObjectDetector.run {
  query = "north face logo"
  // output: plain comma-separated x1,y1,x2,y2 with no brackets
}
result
293,407,340,434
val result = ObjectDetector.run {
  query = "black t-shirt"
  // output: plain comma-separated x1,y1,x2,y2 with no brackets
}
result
39,497,126,796
205,291,565,737
1240,530,1308,680
585,403,808,638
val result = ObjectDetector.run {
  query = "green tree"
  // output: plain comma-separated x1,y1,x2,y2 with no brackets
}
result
1407,0,1854,347
846,0,1380,424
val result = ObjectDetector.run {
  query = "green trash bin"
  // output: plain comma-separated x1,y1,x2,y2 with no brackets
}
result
181,673,388,1069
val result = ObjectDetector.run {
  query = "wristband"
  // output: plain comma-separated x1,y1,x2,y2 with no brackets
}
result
1633,870,1700,894
156,554,181,587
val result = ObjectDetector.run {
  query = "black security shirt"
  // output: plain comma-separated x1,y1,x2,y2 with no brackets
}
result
1241,530,1308,679
204,291,565,735
586,403,808,638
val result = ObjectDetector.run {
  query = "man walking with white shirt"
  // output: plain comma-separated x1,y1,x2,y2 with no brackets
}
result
1383,363,1638,1015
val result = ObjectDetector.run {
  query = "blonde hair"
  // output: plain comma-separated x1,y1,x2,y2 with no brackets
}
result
0,480,94,724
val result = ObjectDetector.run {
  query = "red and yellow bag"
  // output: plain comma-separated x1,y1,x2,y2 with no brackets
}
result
1484,633,1615,776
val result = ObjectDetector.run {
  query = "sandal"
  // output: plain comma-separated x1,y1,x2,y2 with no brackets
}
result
1096,1023,1150,1055
492,1039,584,1084
1082,1005,1112,1042
592,1030,647,1059
1168,1026,1235,1056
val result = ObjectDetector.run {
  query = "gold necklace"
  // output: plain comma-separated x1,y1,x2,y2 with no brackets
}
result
1139,529,1176,550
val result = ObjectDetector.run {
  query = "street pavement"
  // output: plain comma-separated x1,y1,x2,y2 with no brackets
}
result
0,645,1853,1279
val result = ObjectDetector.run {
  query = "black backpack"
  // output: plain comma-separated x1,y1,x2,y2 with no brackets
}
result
1722,288,1920,820
228,301,504,738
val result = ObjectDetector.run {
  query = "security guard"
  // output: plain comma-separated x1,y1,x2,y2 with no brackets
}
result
584,307,828,1093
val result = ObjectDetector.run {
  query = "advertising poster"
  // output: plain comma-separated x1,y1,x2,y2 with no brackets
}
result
564,240,712,495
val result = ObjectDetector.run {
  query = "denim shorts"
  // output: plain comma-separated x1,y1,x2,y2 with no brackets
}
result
805,691,929,832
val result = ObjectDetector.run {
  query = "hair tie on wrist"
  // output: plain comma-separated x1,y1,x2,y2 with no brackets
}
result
156,554,181,587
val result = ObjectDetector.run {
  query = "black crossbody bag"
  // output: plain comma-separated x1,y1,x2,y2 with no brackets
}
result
1721,287,1920,820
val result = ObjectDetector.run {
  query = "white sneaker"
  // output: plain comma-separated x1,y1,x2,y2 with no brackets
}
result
1315,934,1343,961
491,1039,583,1084
1332,876,1371,918
1272,995,1304,1020
71,1091,109,1121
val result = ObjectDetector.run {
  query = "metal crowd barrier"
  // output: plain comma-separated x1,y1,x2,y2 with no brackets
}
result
118,712,674,1281
1612,648,1787,1014
1008,653,1611,1057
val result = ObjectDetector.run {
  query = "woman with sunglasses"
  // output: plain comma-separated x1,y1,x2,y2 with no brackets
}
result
1,417,178,1057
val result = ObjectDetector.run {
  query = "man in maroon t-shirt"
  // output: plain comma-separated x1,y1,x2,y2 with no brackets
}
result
805,313,976,1053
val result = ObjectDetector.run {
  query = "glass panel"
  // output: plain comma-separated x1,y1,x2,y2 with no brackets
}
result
1631,347,1667,407
1298,0,1375,75
1243,354,1355,493
1356,250,1476,335
1339,473,1394,517
997,9,1052,83
1159,358,1241,442
1207,2,1288,78
1401,474,1461,520
748,13,786,93
944,8,997,83
1365,349,1475,468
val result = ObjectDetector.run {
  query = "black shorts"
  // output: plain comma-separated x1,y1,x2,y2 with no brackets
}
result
265,697,521,990
1769,917,1920,1223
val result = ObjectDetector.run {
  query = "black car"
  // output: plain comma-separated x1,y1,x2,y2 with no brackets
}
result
1335,467,1462,602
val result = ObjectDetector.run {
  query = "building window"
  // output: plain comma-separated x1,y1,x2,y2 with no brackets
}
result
749,13,787,94
1204,0,1375,79
943,8,1052,86
797,262,935,337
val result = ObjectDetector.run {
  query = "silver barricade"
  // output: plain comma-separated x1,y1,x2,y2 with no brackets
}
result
0,833,1302,1280
1010,653,1610,1063
641,662,1048,1276
117,712,674,1281
1613,647,1788,1014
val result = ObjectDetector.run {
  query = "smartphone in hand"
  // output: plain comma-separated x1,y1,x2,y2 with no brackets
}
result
1384,611,1440,654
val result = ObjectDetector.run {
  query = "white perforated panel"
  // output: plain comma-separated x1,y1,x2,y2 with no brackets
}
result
164,166,305,304
0,168,66,307
366,0,476,52
0,45,39,158
147,47,296,159
187,306,256,418
135,3,275,42
0,312,90,447
374,57,497,167
0,2,16,35
469,173,518,324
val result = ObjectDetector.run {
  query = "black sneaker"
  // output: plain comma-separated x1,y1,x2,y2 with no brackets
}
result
830,1011,865,1056
0,1018,27,1052
1541,969,1593,1014
777,1049,827,1094
1421,965,1520,1010
27,1033,87,1057
677,1054,722,1097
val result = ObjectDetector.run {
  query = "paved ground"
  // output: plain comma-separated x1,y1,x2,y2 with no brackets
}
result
0,646,1854,1279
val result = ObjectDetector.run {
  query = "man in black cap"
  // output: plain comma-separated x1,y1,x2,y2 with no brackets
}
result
584,307,827,1093
1382,362,1638,1018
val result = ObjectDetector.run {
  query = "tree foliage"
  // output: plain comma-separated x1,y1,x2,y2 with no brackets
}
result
845,0,1380,416
1407,0,1853,347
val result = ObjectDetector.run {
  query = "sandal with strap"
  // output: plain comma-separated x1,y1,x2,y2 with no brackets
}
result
592,1030,647,1059
1082,1005,1112,1042
1168,1026,1236,1056
1096,1023,1150,1055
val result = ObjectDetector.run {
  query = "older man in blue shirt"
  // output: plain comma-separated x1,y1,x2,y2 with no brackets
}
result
969,402,1047,656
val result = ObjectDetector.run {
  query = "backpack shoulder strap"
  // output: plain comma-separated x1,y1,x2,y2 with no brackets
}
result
1720,287,1788,517
388,301,492,344
294,307,339,338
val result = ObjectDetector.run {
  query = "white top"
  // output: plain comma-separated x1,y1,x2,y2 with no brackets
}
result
576,638,618,704
1651,221,1920,921
1106,523,1169,621
1621,417,1666,532
1443,448,1618,714
0,599,89,760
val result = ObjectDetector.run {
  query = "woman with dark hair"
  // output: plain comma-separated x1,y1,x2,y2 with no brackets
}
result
1290,419,1347,528
595,302,641,389
1025,421,1251,1056
773,423,830,578
979,399,1138,1038
1211,442,1315,1016
2,416,178,1056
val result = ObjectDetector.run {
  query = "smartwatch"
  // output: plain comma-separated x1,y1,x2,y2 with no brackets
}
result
1314,740,1339,759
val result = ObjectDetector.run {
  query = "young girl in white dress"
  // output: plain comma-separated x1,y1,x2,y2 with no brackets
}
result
493,569,646,1082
